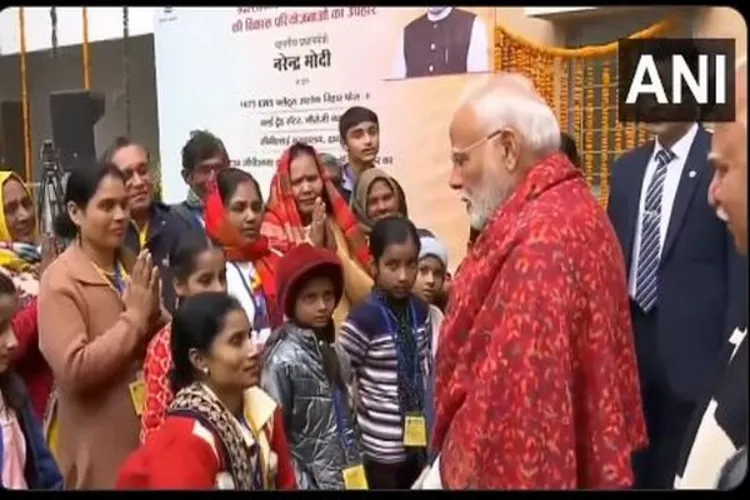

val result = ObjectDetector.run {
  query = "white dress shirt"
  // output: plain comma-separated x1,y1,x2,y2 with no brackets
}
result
628,122,699,298
391,8,489,80
674,328,747,489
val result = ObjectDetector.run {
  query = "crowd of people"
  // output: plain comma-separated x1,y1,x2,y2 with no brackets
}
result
0,63,746,490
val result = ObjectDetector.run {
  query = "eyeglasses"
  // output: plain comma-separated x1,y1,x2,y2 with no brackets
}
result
450,129,503,168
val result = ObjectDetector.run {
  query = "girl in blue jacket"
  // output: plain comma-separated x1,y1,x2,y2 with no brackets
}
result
0,271,62,490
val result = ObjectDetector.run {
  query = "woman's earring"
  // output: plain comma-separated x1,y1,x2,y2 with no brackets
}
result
202,367,209,377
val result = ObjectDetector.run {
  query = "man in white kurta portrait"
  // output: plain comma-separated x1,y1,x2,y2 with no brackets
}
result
392,7,490,80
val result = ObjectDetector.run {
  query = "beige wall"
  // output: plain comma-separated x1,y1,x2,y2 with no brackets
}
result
693,7,746,58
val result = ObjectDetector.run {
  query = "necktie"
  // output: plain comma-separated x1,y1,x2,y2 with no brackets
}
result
635,148,676,312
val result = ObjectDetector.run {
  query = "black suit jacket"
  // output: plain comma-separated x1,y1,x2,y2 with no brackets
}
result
607,125,747,402
124,202,200,314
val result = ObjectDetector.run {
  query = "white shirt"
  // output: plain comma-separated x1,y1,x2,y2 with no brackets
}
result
391,8,489,80
226,261,272,346
674,328,747,489
628,122,699,298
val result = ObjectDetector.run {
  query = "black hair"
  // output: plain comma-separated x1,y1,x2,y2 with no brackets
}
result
288,141,317,162
181,130,229,173
169,233,215,283
559,133,581,169
0,272,15,295
53,160,126,240
100,136,149,164
0,273,23,413
338,106,379,141
169,292,245,393
216,167,263,206
416,228,435,238
369,216,420,263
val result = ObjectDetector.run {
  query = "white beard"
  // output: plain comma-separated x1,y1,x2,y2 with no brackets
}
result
464,180,511,231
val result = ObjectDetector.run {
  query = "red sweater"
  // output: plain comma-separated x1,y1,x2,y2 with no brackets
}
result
141,323,172,443
11,298,54,421
117,412,297,490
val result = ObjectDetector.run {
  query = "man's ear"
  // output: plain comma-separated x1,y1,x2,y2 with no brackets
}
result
181,169,191,185
495,129,521,173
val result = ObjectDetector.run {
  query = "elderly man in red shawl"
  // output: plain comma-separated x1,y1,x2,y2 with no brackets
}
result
261,142,373,329
421,74,648,489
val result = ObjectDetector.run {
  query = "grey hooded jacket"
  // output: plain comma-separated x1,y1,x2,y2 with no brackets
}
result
261,323,365,490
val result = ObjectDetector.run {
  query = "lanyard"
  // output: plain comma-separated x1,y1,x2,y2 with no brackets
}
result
231,263,269,330
377,298,424,413
131,221,150,249
240,415,265,490
92,261,129,295
331,385,358,462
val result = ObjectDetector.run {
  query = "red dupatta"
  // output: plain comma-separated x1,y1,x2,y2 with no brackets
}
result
261,146,372,270
204,182,282,327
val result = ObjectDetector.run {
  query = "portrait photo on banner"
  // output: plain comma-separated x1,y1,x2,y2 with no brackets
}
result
387,7,495,81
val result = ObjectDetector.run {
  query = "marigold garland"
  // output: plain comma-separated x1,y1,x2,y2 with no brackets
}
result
558,57,569,133
584,61,595,187
600,61,611,205
574,58,584,176
492,15,678,205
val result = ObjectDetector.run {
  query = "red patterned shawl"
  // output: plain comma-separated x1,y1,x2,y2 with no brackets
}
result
204,182,282,327
261,146,372,270
433,153,647,489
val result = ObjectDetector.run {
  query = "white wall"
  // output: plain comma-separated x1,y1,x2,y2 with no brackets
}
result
0,7,156,55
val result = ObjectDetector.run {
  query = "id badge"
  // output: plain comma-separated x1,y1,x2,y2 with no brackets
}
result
129,371,146,417
403,413,427,448
342,464,368,490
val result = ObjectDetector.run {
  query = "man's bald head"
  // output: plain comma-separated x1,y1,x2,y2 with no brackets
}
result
448,72,562,230
707,54,748,254
735,56,746,127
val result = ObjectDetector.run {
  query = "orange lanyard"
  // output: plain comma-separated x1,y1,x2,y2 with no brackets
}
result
91,261,130,295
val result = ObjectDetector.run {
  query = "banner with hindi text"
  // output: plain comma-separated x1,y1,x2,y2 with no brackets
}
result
154,6,496,267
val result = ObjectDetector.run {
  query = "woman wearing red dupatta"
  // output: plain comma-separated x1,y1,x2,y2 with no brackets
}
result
204,168,283,346
261,143,373,329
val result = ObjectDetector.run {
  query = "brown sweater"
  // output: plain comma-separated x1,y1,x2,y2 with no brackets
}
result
38,244,166,489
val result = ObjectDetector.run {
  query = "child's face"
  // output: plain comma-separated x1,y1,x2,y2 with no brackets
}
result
175,248,228,299
0,292,19,374
412,256,446,304
293,275,337,329
375,239,419,299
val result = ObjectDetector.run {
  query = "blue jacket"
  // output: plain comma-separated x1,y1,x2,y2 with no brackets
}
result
0,375,62,490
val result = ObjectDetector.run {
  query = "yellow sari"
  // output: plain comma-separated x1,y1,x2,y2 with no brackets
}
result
0,171,58,458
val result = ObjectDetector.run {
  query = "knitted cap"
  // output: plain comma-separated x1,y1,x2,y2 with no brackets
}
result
419,236,448,270
275,244,344,319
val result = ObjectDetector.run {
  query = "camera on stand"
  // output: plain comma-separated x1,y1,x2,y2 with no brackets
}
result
37,139,68,252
